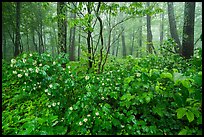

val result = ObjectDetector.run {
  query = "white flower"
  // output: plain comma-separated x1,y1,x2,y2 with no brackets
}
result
95,112,99,116
83,118,88,122
22,59,26,63
101,97,105,100
39,64,42,67
29,53,32,57
35,67,39,73
57,102,60,105
63,68,65,71
24,82,26,84
18,74,22,78
38,85,41,88
52,102,56,106
23,89,25,91
25,73,28,77
118,78,121,80
49,84,53,88
69,71,71,73
102,83,104,86
13,71,17,74
68,66,71,69
45,89,48,92
121,125,125,128
10,64,13,67
47,54,50,57
37,82,40,85
48,92,51,95
87,114,91,117
11,59,16,64
48,105,51,108
29,68,32,71
33,87,36,90
97,77,99,80
79,121,83,126
69,107,73,111
107,79,110,81
53,61,56,65
85,75,89,80
136,73,141,77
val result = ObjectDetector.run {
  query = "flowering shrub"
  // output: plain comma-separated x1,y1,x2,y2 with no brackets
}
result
2,51,202,135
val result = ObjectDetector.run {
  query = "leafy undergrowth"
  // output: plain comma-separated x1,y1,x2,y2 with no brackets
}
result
2,51,202,135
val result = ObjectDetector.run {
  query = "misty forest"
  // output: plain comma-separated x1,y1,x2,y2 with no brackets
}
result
2,2,202,135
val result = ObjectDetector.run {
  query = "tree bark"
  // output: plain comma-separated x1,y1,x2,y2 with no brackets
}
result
167,2,182,54
14,2,21,57
121,26,126,57
182,2,195,59
146,2,153,54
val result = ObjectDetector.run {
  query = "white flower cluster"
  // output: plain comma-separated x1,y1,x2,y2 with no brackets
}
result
11,59,16,64
85,75,89,80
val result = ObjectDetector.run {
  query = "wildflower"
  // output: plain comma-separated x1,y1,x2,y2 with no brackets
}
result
102,83,104,86
67,66,71,69
63,68,65,71
10,64,13,67
35,67,39,73
97,77,99,80
11,59,16,64
52,102,56,107
95,112,99,116
18,74,22,78
23,89,25,91
33,87,36,90
24,82,26,84
25,73,28,77
39,64,42,67
22,59,26,63
69,71,71,73
48,105,51,108
107,78,110,81
13,71,17,74
136,73,141,77
85,75,89,80
49,84,53,88
47,92,51,95
45,89,48,92
87,114,91,117
29,68,33,72
38,85,41,88
69,107,73,111
57,102,60,105
53,61,56,65
79,121,83,126
118,78,121,80
83,118,88,122
121,125,125,128
29,53,32,57
101,97,105,100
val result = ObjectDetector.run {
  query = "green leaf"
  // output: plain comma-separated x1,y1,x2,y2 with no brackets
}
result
160,72,173,80
176,108,186,119
186,110,194,122
178,128,188,135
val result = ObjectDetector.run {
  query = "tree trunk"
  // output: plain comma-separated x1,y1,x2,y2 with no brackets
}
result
14,2,21,57
146,2,153,54
121,26,126,57
138,17,143,57
69,3,76,61
182,2,195,59
167,2,182,54
57,2,67,53
78,27,81,61
160,8,164,46
130,30,135,56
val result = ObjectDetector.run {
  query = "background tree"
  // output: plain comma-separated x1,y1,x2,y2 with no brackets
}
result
182,2,196,59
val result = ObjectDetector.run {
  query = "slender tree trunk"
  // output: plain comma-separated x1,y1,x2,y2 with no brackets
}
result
146,2,153,54
121,26,126,57
78,27,81,61
57,2,67,54
160,9,164,46
130,30,135,56
138,17,143,57
182,2,195,59
14,2,21,57
111,31,116,56
167,2,182,54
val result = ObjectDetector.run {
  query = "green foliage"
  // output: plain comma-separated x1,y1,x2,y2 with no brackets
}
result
2,50,202,135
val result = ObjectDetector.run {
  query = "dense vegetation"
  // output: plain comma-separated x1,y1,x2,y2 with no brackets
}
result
2,47,202,135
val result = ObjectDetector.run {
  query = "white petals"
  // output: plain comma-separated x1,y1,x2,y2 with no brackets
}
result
18,74,22,78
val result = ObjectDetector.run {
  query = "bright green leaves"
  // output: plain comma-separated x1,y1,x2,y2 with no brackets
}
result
186,110,194,123
120,93,134,101
160,72,173,81
176,108,186,119
176,107,195,123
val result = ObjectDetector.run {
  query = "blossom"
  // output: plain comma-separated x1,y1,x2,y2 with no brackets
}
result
23,89,25,91
11,59,16,64
107,78,110,81
87,114,91,117
121,125,125,128
83,118,88,122
85,75,89,80
10,64,13,67
95,112,99,116
47,92,51,95
29,53,32,57
45,89,48,92
29,68,33,72
49,84,53,88
38,85,41,88
13,71,17,74
136,73,141,77
97,77,99,80
25,73,28,77
24,82,26,84
102,83,104,86
35,67,39,73
101,97,105,100
18,74,22,78
39,64,42,67
69,107,73,111
52,102,56,107
79,121,83,126
53,61,56,65
118,78,121,80
22,59,26,63
57,102,60,105
69,71,71,73
48,105,51,108
67,66,71,69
